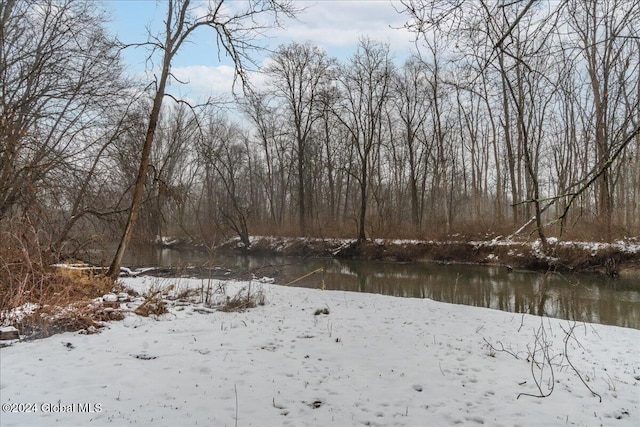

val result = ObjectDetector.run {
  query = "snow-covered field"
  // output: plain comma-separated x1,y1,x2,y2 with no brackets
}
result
1,276,638,427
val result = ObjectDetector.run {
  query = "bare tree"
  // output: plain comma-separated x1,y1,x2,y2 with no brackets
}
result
108,0,297,278
142,103,199,243
491,1,563,247
0,0,126,223
421,35,456,232
564,0,640,240
335,38,394,241
392,58,432,229
265,42,334,234
400,0,639,241
197,115,253,247
240,92,292,228
0,0,139,269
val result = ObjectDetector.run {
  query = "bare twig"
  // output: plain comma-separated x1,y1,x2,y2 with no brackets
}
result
560,323,602,402
518,322,555,400
234,384,239,427
518,313,525,333
483,337,521,360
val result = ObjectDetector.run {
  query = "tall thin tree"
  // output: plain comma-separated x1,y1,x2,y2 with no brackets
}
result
108,0,297,278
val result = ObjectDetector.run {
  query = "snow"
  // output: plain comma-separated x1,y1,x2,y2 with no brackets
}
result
50,263,144,277
0,302,39,325
1,277,638,427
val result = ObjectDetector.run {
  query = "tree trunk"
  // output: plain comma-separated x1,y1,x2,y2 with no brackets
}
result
107,44,171,279
358,162,367,242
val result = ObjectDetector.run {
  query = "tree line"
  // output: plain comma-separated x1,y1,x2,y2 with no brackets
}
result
1,0,638,268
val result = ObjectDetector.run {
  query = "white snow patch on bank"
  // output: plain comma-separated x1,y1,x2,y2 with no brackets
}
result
1,277,638,426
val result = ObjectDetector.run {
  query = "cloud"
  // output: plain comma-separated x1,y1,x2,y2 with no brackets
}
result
166,64,236,103
122,2,419,102
168,64,271,102
269,1,416,58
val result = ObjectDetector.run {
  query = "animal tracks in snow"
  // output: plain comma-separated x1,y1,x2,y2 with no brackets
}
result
1,279,638,427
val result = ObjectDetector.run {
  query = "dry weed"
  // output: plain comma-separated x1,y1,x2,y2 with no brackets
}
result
0,220,130,339
134,284,173,317
220,285,265,312
16,303,125,340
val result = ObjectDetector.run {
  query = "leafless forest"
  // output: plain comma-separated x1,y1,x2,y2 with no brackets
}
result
2,0,639,266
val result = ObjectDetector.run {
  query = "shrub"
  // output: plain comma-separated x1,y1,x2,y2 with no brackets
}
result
0,220,123,339
220,284,265,312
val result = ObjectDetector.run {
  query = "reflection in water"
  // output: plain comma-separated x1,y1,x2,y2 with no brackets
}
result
91,247,640,329
323,260,640,329
312,260,640,329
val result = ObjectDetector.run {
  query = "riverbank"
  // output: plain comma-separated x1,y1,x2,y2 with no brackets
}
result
1,277,638,426
215,235,640,277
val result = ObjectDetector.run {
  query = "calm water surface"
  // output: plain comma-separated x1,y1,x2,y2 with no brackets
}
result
91,247,640,329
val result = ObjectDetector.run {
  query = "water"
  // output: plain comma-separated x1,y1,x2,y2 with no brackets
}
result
92,246,640,329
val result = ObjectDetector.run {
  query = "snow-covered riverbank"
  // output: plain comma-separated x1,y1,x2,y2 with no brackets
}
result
214,235,640,277
1,277,638,426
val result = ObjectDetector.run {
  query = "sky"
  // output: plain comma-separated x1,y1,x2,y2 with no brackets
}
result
105,0,418,102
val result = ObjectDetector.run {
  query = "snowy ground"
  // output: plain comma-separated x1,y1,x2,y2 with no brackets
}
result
1,276,638,427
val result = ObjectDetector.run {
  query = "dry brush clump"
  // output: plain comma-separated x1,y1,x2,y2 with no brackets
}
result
129,278,267,316
0,222,125,339
16,302,126,340
134,284,173,317
220,283,266,312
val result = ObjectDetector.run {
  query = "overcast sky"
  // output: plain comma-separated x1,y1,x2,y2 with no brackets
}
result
106,0,417,101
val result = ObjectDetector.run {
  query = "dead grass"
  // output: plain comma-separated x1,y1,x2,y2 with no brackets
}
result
220,285,265,312
0,221,126,339
16,303,125,340
0,265,116,312
134,284,172,317
546,217,636,241
2,268,126,339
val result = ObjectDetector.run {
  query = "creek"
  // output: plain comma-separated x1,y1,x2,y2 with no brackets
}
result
91,246,640,329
